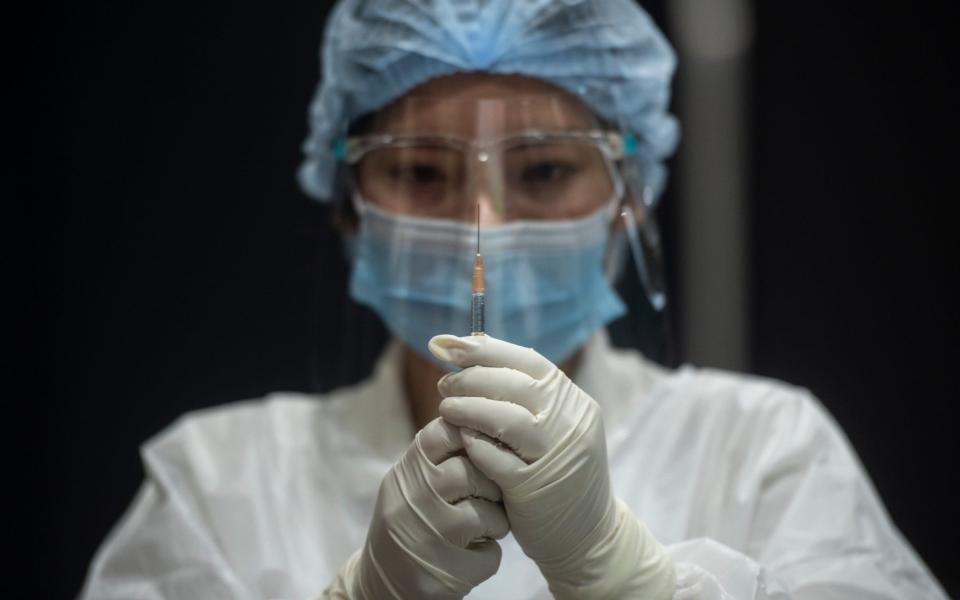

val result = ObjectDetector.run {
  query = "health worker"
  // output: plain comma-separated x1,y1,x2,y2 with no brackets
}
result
80,1,948,599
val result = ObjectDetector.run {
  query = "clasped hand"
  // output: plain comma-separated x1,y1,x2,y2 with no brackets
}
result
325,334,673,599
429,334,675,599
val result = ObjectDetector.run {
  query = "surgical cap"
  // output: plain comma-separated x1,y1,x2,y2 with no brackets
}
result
298,0,679,202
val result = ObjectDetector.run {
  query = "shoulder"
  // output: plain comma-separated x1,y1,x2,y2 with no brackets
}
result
140,376,385,478
672,361,830,426
647,362,850,468
663,364,816,416
592,337,817,415
599,342,840,454
141,392,320,477
583,334,839,450
157,391,318,440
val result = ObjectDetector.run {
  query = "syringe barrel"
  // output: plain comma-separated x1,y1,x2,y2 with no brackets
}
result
471,292,485,336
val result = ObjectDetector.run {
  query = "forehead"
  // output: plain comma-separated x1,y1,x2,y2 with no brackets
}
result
365,73,600,138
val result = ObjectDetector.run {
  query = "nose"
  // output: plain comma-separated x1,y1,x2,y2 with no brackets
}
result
471,155,505,225
477,192,504,225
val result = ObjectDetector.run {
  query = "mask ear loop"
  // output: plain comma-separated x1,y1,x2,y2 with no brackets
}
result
621,185,667,312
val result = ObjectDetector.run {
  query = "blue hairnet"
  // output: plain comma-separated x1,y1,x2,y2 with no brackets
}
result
298,0,679,203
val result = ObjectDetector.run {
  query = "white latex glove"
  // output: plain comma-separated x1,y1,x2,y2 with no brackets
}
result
323,418,509,599
429,334,675,600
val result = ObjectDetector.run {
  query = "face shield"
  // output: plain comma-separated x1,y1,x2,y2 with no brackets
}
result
332,94,664,367
338,95,629,222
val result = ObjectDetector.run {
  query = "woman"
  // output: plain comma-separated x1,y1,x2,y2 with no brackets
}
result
81,1,947,598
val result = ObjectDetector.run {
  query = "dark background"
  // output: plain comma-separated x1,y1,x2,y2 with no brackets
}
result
13,1,957,597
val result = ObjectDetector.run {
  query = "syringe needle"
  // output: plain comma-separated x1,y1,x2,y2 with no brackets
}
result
476,203,480,254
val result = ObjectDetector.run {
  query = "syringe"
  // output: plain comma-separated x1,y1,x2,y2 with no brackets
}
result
471,204,485,336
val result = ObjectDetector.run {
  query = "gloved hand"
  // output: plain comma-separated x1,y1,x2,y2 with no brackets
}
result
323,418,509,599
429,334,675,600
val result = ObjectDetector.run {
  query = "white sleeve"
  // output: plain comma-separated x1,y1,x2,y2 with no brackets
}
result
661,392,948,600
668,538,783,599
78,397,389,600
78,409,279,600
78,480,257,600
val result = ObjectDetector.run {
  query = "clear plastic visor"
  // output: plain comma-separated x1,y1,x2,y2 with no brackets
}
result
337,95,629,222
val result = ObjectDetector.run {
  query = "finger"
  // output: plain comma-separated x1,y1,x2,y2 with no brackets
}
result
462,539,503,585
460,427,528,487
439,396,546,462
428,334,554,379
416,417,464,465
443,497,510,547
437,365,540,414
432,455,502,504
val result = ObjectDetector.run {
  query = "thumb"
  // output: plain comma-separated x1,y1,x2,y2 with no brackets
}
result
459,427,528,488
429,334,554,379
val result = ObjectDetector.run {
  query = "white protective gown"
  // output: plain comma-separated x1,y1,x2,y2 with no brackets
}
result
80,331,947,599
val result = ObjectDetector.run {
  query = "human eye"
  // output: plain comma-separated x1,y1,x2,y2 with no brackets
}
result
376,147,462,212
504,141,614,215
507,142,587,188
519,160,578,185
386,147,460,186
388,162,447,185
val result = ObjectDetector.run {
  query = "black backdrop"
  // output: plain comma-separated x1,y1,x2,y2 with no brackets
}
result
13,1,957,597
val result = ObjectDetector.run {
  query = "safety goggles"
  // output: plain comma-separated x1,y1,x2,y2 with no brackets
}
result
333,95,635,222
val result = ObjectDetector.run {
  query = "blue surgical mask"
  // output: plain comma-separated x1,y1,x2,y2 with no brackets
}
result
349,200,626,365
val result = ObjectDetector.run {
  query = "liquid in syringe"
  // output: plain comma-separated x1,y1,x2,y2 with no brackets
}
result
471,204,485,336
